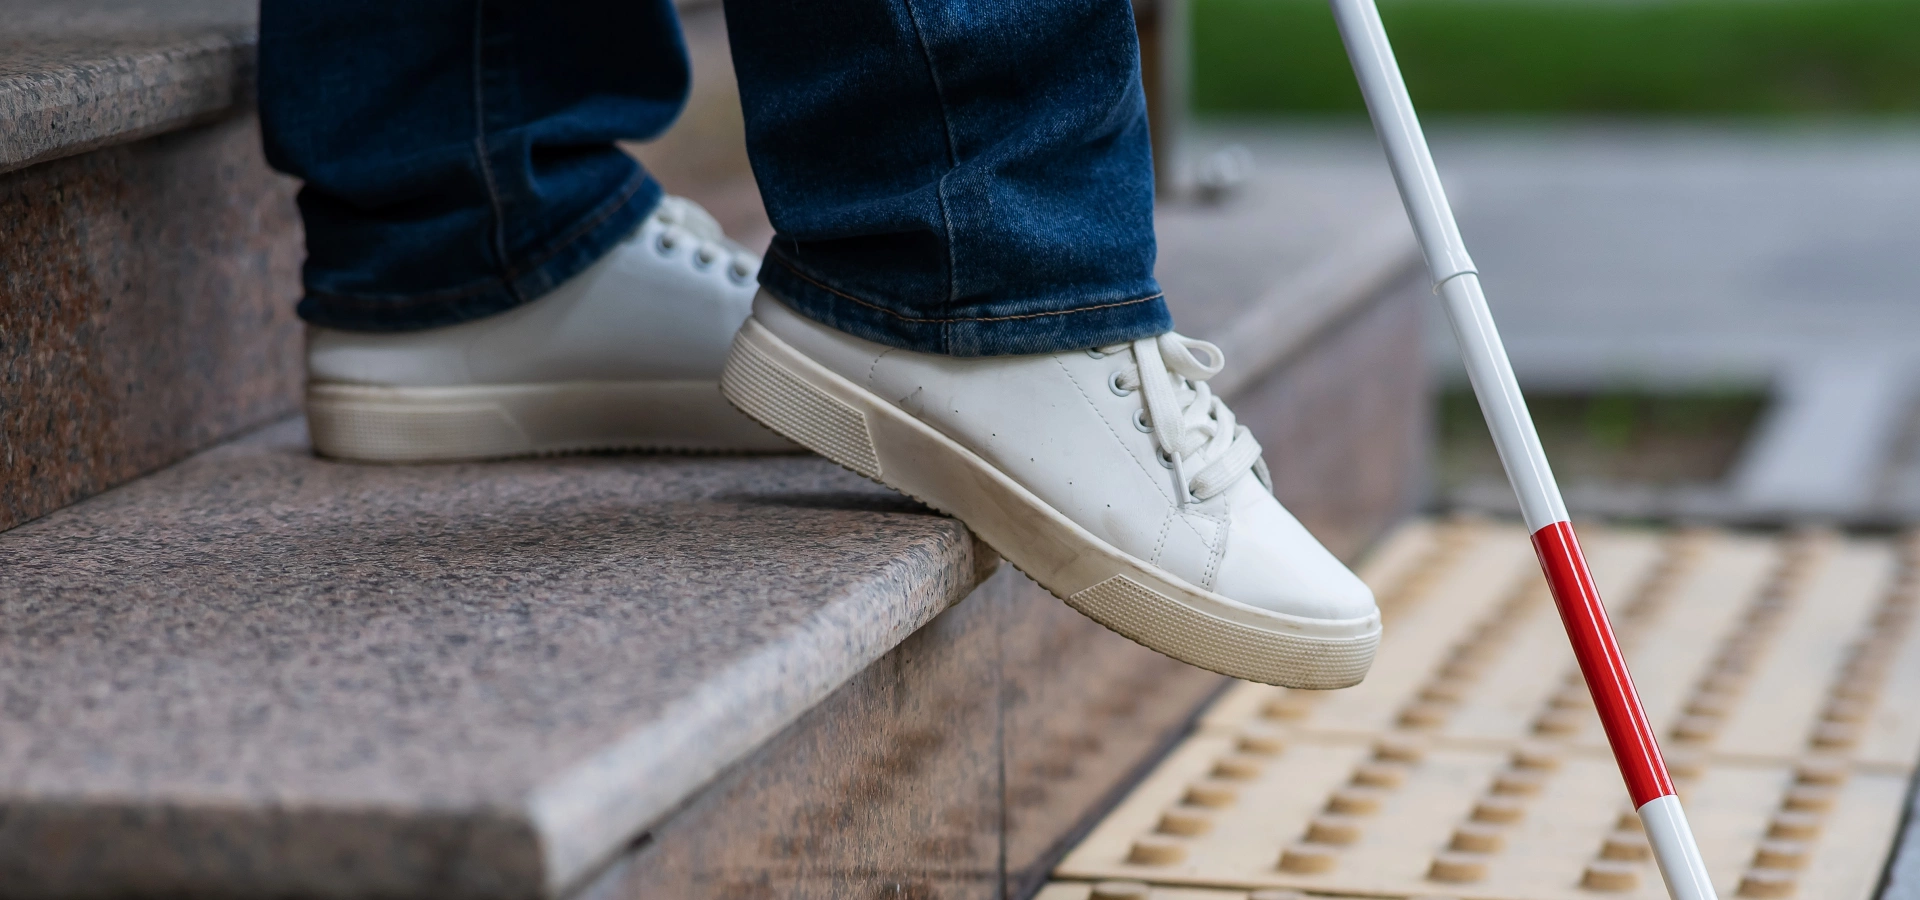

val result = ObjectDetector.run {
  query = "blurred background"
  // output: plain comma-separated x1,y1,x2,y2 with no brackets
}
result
8,4,1920,896
1174,0,1920,526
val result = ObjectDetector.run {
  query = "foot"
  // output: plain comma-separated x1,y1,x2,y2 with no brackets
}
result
721,293,1381,688
306,197,795,461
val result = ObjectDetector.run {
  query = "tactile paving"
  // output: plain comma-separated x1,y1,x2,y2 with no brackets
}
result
1050,520,1920,899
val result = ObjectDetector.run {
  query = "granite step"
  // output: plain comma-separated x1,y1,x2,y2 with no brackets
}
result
1,4,1429,898
0,0,303,533
0,421,993,898
0,235,1424,900
0,210,1424,900
0,0,255,175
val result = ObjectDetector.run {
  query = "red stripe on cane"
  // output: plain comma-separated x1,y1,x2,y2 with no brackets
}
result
1531,520,1674,807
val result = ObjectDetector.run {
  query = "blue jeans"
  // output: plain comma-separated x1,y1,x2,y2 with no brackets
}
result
260,0,1169,356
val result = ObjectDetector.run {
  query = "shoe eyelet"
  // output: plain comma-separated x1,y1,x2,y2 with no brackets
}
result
1086,347,1108,360
655,232,677,255
1156,447,1176,469
1108,370,1134,396
1133,409,1153,433
693,248,719,270
727,262,753,285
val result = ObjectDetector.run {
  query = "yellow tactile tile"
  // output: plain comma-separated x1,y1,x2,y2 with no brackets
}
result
1051,522,1920,900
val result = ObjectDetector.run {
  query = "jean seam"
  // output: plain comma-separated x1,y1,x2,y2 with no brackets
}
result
470,0,520,305
899,0,961,353
507,170,649,287
306,172,649,308
770,252,1163,324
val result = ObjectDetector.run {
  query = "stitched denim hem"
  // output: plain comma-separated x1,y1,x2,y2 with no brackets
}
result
296,174,663,332
760,254,1172,357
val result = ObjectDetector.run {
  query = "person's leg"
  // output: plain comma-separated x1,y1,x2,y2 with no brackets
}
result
260,0,685,329
723,0,1169,357
260,0,791,460
718,0,1380,688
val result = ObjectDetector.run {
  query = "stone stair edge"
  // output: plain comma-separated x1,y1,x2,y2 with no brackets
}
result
0,8,1425,891
0,0,721,177
0,2,255,175
0,416,997,898
526,529,997,896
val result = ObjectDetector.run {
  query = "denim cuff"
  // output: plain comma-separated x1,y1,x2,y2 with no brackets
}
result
759,251,1173,358
296,174,662,332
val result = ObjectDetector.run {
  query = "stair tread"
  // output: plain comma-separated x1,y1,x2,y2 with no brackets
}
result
0,13,1420,887
0,0,255,173
0,418,989,896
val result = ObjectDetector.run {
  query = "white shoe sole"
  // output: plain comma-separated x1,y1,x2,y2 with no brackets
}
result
307,381,796,463
720,318,1381,688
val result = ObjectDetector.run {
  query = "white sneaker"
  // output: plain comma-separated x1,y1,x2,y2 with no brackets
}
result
306,197,795,462
722,293,1380,687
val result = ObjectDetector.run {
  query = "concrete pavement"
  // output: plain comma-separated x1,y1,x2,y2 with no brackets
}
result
1185,122,1920,521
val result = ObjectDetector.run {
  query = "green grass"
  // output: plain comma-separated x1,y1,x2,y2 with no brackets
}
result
1435,389,1767,489
1194,0,1920,115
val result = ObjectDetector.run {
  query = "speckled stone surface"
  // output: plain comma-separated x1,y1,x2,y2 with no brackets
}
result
599,571,1013,900
0,111,304,533
0,0,255,173
588,570,1228,900
0,10,1426,898
582,239,1425,900
0,419,992,898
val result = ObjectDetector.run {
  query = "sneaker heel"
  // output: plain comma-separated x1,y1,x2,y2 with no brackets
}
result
721,321,882,479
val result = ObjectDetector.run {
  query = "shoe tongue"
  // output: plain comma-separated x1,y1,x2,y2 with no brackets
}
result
1162,368,1209,437
662,196,724,242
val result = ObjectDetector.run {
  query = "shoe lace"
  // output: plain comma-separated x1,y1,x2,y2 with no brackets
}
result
651,195,760,284
1102,332,1271,502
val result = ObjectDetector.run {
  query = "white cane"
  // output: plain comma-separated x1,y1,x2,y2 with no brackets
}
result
1326,1,1718,897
